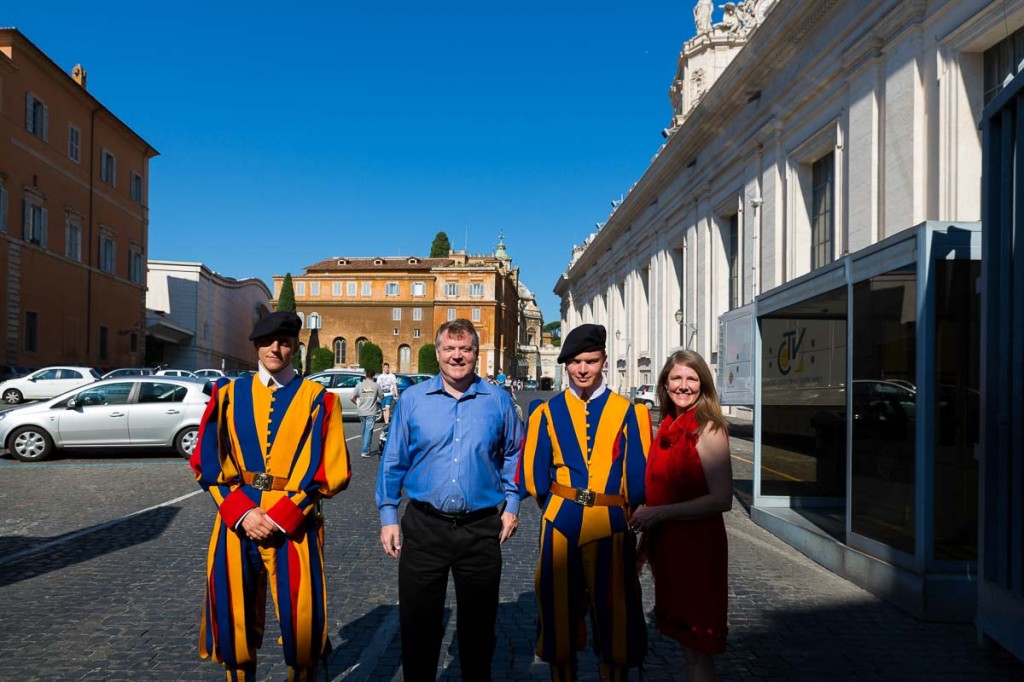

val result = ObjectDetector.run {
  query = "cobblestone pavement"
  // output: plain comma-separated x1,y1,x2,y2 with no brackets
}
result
0,403,1021,681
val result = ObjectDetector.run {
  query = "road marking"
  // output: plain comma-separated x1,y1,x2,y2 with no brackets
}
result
336,603,401,680
731,453,803,482
0,489,204,567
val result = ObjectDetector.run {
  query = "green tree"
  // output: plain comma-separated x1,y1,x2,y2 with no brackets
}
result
277,273,296,312
429,231,452,257
359,342,383,374
309,347,334,374
418,343,439,374
542,320,562,347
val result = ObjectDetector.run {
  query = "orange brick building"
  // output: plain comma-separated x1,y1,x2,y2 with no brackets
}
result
0,29,157,370
273,243,520,376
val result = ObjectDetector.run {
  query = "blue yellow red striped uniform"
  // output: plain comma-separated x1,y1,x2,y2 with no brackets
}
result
519,388,651,681
190,375,351,681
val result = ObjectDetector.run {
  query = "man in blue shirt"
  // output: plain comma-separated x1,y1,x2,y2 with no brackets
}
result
376,318,524,682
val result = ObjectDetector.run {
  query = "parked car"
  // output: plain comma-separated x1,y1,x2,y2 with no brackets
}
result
101,367,155,380
0,376,213,461
225,369,256,379
402,373,435,384
1,366,101,405
194,369,227,379
524,379,538,390
633,384,657,409
155,369,198,378
306,370,382,421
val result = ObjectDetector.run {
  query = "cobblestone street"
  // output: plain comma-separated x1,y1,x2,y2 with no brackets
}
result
0,414,1021,681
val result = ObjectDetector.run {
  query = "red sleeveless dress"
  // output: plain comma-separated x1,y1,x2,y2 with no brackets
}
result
644,408,728,654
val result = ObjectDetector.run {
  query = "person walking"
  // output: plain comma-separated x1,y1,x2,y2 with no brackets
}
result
352,368,383,458
376,318,524,682
630,350,733,682
190,311,352,681
519,323,651,682
378,362,399,425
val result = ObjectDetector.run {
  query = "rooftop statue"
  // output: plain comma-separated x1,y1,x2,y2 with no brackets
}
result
694,0,713,34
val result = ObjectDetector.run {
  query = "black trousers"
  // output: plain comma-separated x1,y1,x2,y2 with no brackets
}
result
399,501,503,682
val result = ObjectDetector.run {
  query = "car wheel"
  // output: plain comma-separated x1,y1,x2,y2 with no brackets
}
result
175,426,199,458
640,400,654,409
9,426,54,462
2,388,22,405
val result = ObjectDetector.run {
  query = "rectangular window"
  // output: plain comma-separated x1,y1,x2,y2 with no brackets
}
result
347,281,357,296
130,171,142,202
99,326,109,360
471,308,481,322
99,235,116,274
68,125,81,163
411,281,426,297
392,308,402,321
470,283,484,297
728,213,739,309
23,200,47,247
296,281,306,296
445,283,459,296
100,149,116,186
65,215,82,261
332,282,342,296
25,311,38,353
413,328,421,339
129,248,144,284
386,282,399,296
984,24,1024,105
362,282,372,296
393,328,399,335
447,308,457,321
0,185,8,233
25,93,48,140
130,331,139,353
412,308,423,321
811,152,834,270
310,282,320,296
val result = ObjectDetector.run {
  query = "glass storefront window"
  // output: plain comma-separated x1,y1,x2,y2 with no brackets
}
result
850,266,916,554
933,260,980,560
760,288,848,504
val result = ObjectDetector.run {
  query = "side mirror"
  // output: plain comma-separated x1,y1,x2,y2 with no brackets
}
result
28,377,37,382
67,399,78,409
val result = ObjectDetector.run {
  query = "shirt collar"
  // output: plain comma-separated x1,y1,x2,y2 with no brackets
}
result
567,377,607,402
258,362,296,389
426,372,482,397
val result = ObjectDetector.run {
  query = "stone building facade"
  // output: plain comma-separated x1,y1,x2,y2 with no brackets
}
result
0,29,157,371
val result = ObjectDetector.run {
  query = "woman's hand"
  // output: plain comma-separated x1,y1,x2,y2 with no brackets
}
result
630,504,661,532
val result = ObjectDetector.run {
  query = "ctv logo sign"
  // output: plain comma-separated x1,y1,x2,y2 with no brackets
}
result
777,328,806,376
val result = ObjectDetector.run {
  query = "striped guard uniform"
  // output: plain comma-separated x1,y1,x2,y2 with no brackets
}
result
190,375,351,681
519,388,652,682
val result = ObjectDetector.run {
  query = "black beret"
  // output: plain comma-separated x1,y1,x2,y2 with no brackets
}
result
249,311,302,341
557,324,607,364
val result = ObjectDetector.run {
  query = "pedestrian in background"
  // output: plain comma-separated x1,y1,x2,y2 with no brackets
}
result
519,323,651,682
376,318,524,681
352,368,383,458
631,349,733,682
378,362,399,425
190,311,352,681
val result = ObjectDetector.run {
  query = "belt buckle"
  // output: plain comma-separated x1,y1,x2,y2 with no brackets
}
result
574,488,595,507
251,472,273,491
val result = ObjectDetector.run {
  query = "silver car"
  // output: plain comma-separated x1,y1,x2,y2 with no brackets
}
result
0,366,101,404
305,370,381,421
0,376,212,462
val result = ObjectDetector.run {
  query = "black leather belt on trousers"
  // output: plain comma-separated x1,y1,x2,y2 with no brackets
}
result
410,499,499,525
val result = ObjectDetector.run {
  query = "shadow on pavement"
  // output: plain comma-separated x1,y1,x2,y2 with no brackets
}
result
0,506,179,587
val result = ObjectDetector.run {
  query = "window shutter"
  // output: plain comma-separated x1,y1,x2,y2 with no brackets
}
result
25,93,32,132
42,104,49,141
0,187,7,232
40,208,48,248
22,199,29,240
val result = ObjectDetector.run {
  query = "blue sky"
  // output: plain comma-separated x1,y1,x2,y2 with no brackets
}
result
8,1,695,322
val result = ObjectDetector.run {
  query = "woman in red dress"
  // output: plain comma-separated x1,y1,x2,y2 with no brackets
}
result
631,349,733,682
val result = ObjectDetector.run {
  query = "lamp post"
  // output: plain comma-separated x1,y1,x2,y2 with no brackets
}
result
614,329,631,395
674,309,697,349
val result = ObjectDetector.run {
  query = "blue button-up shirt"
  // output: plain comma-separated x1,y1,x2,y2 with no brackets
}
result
376,373,524,526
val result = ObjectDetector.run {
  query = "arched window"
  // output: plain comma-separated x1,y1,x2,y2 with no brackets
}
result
296,311,305,327
307,312,322,330
334,337,346,365
356,337,368,361
398,344,412,373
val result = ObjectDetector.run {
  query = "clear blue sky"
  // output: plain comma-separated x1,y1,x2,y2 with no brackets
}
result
8,1,695,323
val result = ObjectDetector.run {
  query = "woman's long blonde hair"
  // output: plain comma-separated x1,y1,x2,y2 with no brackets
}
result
655,349,728,434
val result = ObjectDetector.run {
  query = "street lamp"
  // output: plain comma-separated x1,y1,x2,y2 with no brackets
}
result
614,329,632,395
674,309,697,349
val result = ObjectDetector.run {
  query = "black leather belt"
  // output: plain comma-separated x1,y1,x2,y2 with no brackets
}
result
410,499,499,525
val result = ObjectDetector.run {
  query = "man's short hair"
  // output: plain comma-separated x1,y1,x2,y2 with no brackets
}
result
365,369,376,379
435,319,480,352
383,363,390,369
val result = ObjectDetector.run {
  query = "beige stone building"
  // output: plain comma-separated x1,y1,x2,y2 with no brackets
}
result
0,29,157,371
274,239,520,375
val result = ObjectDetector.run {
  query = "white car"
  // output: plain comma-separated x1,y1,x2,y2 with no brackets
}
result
633,384,657,409
194,369,227,379
155,369,198,378
0,366,101,405
0,376,212,462
306,370,382,421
